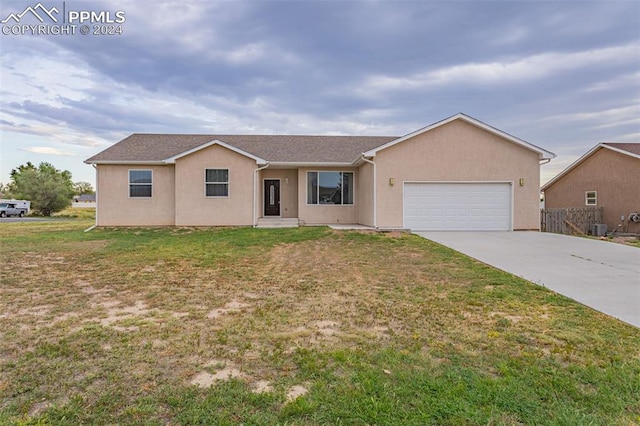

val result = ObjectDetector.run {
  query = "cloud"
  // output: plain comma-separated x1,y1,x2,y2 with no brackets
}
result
358,44,639,93
20,147,77,156
540,105,640,128
583,72,640,93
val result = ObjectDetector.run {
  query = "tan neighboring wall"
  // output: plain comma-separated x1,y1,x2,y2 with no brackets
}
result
544,147,640,233
297,167,358,225
96,164,175,226
375,119,541,230
260,169,298,218
174,144,256,226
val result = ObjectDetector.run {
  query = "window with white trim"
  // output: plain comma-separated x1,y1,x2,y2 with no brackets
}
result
307,171,354,205
585,191,597,206
206,169,229,197
129,170,152,197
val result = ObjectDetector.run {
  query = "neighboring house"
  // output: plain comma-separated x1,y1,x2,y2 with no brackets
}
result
84,113,555,231
74,194,96,203
542,143,640,234
73,194,97,208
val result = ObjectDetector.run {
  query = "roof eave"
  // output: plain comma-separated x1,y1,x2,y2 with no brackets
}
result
267,161,355,168
84,160,167,165
602,143,640,160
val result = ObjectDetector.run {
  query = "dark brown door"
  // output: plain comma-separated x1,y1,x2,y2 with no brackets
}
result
264,180,280,216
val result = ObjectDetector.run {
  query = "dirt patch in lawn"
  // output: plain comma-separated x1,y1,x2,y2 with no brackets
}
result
206,300,251,319
285,385,309,402
190,363,245,388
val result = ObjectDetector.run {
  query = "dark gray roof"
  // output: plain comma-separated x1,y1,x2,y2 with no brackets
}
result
602,142,640,156
85,134,398,164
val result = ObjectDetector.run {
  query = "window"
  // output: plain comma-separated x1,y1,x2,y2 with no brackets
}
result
585,191,597,206
206,169,229,197
129,170,152,197
307,171,354,205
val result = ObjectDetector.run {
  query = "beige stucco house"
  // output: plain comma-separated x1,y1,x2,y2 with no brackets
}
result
85,113,555,231
542,143,640,233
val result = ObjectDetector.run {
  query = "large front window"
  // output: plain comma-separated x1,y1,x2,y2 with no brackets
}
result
206,169,229,197
307,171,354,205
129,170,152,198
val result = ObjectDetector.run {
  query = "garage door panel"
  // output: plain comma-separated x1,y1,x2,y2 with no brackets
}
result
403,183,512,231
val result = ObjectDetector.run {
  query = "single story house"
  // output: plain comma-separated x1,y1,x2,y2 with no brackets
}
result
542,143,640,233
73,194,96,203
85,113,555,231
72,194,97,208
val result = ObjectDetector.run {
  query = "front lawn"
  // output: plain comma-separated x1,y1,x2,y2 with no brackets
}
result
1,220,639,425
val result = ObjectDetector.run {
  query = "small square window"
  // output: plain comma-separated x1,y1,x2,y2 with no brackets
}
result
206,169,229,197
585,191,597,206
129,170,152,198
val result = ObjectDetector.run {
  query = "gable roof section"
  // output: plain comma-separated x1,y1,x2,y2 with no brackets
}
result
541,142,640,191
164,140,268,164
85,134,397,165
362,113,556,160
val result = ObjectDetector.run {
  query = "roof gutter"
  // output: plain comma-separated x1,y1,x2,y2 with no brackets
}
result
253,162,270,227
360,154,377,228
84,160,167,165
266,161,353,168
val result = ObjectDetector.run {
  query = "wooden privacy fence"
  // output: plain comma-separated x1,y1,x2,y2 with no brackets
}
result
540,207,603,234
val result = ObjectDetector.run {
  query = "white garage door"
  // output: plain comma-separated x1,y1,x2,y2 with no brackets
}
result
403,182,512,231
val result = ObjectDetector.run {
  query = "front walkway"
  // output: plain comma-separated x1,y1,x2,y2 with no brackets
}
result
415,231,640,328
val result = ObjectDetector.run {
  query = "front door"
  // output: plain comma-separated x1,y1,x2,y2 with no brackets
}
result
264,179,280,216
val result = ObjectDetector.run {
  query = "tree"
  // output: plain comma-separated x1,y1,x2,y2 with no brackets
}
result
73,181,95,195
9,162,74,216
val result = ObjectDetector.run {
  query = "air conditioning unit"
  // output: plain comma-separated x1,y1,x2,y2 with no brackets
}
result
591,224,607,236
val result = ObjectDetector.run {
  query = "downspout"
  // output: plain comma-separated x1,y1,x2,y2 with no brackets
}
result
253,163,269,227
360,155,376,228
84,164,97,232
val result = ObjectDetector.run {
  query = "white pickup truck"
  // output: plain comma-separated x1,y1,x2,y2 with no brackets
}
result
0,202,27,217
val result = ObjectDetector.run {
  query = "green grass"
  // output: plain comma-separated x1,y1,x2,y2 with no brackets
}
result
1,220,639,425
52,207,96,220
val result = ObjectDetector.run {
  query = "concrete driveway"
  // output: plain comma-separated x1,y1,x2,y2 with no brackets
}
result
415,231,640,328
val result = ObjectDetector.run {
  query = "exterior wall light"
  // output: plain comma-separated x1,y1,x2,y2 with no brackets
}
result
519,178,525,186
389,178,395,186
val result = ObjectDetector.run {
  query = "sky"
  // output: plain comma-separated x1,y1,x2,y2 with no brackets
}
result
0,0,638,188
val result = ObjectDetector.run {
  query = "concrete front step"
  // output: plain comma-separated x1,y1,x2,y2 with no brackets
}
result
256,218,299,228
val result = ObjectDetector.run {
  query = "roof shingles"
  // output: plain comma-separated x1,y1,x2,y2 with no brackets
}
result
85,134,398,164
